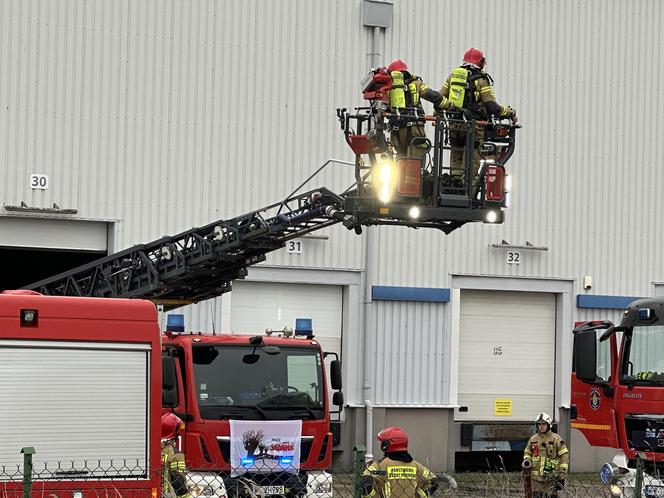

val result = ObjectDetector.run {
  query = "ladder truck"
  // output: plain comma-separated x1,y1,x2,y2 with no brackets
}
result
23,79,520,497
573,298,664,497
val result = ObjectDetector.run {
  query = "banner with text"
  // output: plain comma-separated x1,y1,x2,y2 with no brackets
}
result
230,419,302,476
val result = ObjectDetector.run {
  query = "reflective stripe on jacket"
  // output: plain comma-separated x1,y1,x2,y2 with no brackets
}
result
162,442,191,498
362,457,435,498
522,431,570,480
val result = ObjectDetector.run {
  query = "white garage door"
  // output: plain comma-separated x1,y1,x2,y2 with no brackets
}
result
456,290,555,422
230,280,343,363
0,217,108,251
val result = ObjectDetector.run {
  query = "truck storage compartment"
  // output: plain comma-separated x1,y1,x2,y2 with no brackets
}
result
0,340,151,477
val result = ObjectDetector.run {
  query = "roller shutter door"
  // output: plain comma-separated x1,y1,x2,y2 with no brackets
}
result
456,290,555,422
0,340,150,476
0,217,108,251
230,281,343,402
230,281,342,354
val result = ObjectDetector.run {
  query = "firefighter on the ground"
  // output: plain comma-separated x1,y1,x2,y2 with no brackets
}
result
440,48,518,188
522,413,569,498
362,426,440,498
386,59,449,159
161,412,192,498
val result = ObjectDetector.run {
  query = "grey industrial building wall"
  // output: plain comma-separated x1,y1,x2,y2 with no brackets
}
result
2,0,663,471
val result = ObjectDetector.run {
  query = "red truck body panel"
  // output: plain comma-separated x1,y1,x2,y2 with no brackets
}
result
0,292,162,497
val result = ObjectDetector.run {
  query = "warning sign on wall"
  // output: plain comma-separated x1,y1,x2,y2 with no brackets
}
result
494,399,512,416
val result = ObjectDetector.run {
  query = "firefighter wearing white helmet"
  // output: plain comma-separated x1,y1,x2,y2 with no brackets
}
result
522,413,569,498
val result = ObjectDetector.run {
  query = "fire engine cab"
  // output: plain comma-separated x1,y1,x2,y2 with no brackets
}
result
573,297,664,496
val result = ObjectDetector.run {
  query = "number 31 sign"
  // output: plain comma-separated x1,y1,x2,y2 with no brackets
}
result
286,240,303,254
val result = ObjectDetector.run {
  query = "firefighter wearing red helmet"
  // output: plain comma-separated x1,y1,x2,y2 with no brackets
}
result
361,426,439,498
386,59,449,159
439,48,518,187
522,413,569,498
161,412,191,498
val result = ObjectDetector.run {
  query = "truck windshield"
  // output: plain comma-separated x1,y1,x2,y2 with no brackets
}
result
192,345,325,420
622,325,664,385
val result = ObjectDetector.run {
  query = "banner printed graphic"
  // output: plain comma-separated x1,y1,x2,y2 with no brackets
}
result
230,420,302,476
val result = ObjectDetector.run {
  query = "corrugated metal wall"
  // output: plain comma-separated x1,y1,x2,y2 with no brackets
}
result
368,300,447,405
3,0,662,284
2,1,663,404
367,0,664,297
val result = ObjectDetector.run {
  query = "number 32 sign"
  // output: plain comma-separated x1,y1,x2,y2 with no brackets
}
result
506,250,521,265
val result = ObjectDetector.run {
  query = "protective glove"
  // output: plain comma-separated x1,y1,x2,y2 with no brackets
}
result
554,474,567,491
511,113,519,125
361,476,374,495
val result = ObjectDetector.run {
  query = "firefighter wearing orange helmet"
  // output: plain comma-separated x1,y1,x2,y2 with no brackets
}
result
522,413,569,498
361,426,439,498
440,48,518,188
386,59,449,159
161,412,192,498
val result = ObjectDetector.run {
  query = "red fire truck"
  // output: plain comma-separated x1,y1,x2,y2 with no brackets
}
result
162,329,343,498
0,290,162,498
572,297,664,496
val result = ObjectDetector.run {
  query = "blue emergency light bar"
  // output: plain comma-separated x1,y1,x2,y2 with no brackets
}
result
639,308,652,320
295,318,313,336
279,456,294,466
241,457,255,467
166,314,185,333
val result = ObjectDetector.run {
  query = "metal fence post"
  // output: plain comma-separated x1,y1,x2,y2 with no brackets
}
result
353,444,367,498
634,453,644,498
21,447,35,498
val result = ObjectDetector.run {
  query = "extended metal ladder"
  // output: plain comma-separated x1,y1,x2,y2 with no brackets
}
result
26,187,345,310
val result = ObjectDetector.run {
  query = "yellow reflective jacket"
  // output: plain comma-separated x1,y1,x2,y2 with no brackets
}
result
522,431,569,481
362,455,435,498
162,441,191,498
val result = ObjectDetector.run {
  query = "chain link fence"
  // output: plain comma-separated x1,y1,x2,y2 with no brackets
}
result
0,450,650,498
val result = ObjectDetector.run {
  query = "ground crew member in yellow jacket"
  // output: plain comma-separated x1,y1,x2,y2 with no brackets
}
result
522,413,569,498
386,59,449,159
440,48,517,189
161,412,192,498
362,426,439,498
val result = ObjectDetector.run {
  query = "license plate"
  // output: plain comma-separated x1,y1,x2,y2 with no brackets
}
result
259,486,285,495
645,485,664,498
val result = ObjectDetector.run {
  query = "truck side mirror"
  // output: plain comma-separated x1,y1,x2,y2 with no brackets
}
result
330,359,342,390
333,391,344,409
574,330,598,383
162,356,178,408
162,390,177,407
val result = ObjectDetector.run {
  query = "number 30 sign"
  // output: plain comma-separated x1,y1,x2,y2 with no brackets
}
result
29,174,49,189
